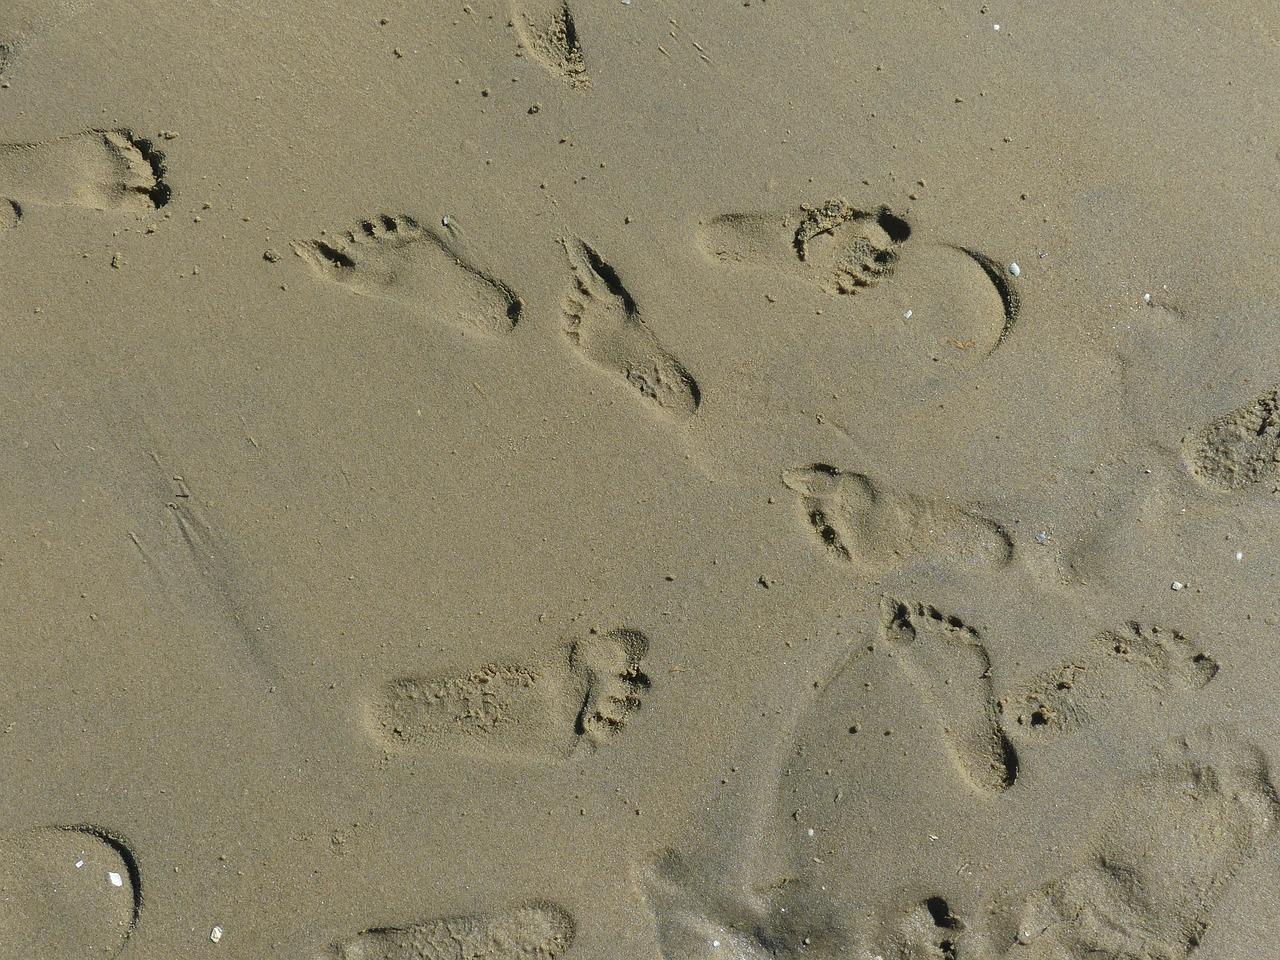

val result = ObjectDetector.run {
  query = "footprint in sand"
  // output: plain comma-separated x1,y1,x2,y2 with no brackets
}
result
366,627,650,758
511,0,589,88
0,129,170,215
293,215,524,334
1010,621,1219,736
782,464,1013,573
0,825,141,960
699,200,911,297
1008,726,1278,960
881,598,1018,795
318,902,574,960
1184,383,1280,492
561,238,701,421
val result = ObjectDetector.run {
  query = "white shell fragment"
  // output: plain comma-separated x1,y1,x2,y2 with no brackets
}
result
107,872,123,887
1171,581,1185,591
1008,262,1020,277
210,926,223,944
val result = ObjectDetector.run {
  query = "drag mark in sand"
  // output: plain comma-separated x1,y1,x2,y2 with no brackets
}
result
562,238,701,421
367,627,650,758
294,215,523,334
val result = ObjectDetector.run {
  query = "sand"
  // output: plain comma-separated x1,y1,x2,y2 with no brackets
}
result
3,1,1280,958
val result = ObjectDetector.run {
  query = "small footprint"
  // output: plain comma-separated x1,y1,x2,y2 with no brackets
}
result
1008,726,1278,960
294,215,523,334
367,627,650,758
782,464,1013,573
881,598,1018,795
1011,622,1218,736
0,129,170,213
562,239,701,421
1184,383,1280,492
0,825,141,960
318,902,574,960
512,0,590,88
699,200,911,297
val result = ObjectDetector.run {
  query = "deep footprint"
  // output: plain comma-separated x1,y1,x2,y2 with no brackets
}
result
699,199,911,296
1184,384,1280,491
881,598,1018,794
294,215,523,334
319,902,575,960
368,627,650,758
1012,622,1218,735
0,129,170,212
512,0,589,88
1008,727,1278,960
561,239,701,421
782,464,1013,573
0,825,141,960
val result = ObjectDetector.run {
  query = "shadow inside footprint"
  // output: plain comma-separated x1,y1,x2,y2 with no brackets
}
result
294,215,523,334
367,627,651,759
0,825,141,960
561,239,701,421
319,901,574,960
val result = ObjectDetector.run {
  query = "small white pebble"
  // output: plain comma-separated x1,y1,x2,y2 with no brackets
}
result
1171,581,1185,591
994,23,1001,30
712,940,720,948
806,827,815,836
904,309,913,319
1143,292,1151,303
211,926,223,944
441,215,450,226
1034,531,1048,544
108,872,123,887
1236,551,1244,561
1008,262,1020,277
75,860,84,868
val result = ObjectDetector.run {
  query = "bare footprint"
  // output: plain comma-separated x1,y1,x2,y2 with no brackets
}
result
881,598,1018,795
1011,621,1218,736
318,902,574,960
782,464,1013,573
0,130,169,214
561,239,701,421
866,895,988,960
699,200,911,296
0,825,140,960
1007,726,1278,960
1184,383,1280,492
294,215,523,334
512,0,589,88
367,627,649,758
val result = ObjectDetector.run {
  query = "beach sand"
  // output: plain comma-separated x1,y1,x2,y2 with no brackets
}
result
3,1,1280,958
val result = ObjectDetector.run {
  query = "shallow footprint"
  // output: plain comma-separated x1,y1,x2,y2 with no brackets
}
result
699,199,911,296
367,627,650,758
1010,621,1218,736
1007,726,1278,960
881,598,1017,795
0,129,170,212
0,825,140,960
1183,383,1280,492
782,464,1013,573
561,239,701,421
294,215,523,334
319,902,574,960
512,0,589,88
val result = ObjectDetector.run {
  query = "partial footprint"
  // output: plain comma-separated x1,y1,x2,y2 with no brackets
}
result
0,129,170,212
881,598,1017,795
512,0,590,88
782,464,1013,573
866,895,986,960
0,825,140,960
319,902,574,960
1007,726,1278,960
0,198,19,230
294,215,523,334
367,627,650,758
561,239,701,421
1184,383,1280,492
1011,621,1218,735
699,200,910,296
